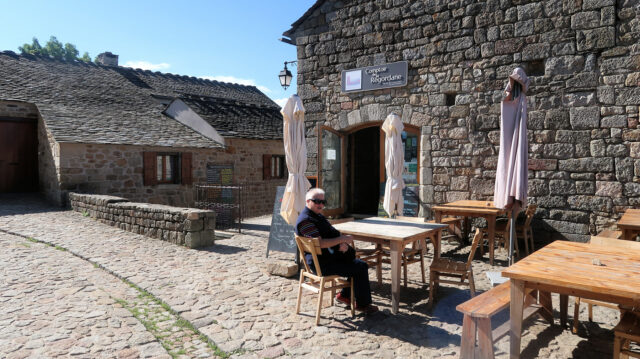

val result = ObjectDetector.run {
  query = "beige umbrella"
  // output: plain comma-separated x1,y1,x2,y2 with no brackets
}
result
280,94,311,224
382,113,405,217
494,67,530,264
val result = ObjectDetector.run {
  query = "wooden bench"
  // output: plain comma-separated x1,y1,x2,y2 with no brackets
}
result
456,281,552,359
598,229,623,239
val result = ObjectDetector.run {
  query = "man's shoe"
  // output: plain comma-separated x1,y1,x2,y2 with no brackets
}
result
335,293,351,306
356,304,379,315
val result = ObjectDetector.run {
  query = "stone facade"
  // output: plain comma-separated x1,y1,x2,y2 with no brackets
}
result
55,138,285,216
287,0,640,242
69,193,215,248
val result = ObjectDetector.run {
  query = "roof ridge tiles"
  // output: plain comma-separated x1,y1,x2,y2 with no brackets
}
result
0,50,99,67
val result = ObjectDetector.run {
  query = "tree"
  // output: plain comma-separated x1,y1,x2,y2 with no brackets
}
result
18,36,92,63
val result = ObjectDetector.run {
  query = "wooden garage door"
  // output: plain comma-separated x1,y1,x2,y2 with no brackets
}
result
0,118,38,192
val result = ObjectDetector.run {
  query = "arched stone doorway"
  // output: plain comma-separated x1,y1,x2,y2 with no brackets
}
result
317,121,420,217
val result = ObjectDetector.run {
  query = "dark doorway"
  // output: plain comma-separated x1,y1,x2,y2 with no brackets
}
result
0,118,39,192
348,126,380,215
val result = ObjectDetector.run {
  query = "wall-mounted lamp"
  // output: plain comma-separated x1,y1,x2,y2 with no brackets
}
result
279,61,297,90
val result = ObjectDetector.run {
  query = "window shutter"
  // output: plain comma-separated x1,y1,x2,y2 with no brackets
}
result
143,152,157,186
181,152,192,185
263,154,271,180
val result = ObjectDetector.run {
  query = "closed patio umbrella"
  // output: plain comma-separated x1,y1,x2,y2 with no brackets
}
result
280,94,311,225
494,67,530,265
382,113,405,217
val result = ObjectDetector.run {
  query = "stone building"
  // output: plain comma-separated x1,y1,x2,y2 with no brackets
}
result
282,0,640,241
0,51,286,217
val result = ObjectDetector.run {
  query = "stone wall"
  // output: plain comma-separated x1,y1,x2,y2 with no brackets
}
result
288,0,640,242
53,138,285,216
68,192,215,248
0,100,38,118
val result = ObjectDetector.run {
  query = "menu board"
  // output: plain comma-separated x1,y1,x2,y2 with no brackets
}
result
266,186,297,257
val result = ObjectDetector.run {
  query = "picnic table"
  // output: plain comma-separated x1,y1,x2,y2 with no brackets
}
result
617,208,640,241
502,240,640,359
432,200,507,265
333,217,446,314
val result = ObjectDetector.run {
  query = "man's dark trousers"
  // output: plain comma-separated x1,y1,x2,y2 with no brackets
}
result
320,247,372,307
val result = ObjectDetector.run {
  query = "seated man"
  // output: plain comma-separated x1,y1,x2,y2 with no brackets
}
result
295,188,378,314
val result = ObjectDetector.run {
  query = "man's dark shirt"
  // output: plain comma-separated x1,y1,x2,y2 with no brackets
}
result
295,206,342,267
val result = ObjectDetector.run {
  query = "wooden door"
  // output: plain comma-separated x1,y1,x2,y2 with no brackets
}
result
0,118,39,192
317,126,345,217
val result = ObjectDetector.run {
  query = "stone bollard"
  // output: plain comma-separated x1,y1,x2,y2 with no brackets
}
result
266,260,299,278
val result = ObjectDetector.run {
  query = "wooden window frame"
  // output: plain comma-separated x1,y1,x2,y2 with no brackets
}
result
143,151,192,186
263,154,287,180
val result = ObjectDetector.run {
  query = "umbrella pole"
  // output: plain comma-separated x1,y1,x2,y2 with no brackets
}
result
509,207,516,266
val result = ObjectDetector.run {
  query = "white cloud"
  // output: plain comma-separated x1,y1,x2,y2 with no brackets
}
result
274,97,289,108
200,75,272,94
123,61,171,71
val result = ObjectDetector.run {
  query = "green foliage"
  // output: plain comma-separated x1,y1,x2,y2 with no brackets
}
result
19,36,92,63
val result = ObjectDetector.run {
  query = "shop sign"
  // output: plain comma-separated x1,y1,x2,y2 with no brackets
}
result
341,61,407,93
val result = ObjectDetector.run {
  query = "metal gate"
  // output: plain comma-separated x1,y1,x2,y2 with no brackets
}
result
194,184,243,232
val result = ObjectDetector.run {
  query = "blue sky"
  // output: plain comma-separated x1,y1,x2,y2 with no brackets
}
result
0,0,315,107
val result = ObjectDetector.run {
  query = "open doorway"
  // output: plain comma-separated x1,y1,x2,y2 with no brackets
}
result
347,126,380,215
0,118,38,192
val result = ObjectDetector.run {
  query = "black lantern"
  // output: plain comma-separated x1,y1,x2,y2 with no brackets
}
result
279,61,296,90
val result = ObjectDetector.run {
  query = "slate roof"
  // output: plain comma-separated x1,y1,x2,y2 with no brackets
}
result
0,51,283,148
179,94,282,139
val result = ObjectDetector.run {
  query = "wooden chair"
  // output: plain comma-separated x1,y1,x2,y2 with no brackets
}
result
490,204,537,259
614,311,640,359
573,236,640,333
294,235,354,325
429,228,483,309
428,216,464,243
329,218,384,285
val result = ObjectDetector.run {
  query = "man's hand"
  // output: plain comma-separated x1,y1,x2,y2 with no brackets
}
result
338,242,350,253
343,234,354,247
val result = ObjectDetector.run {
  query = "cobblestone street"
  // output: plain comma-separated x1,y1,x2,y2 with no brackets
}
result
0,194,618,358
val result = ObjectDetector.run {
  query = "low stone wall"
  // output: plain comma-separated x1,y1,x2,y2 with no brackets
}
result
69,193,215,248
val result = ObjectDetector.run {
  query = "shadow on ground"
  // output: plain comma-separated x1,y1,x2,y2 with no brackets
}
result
0,193,64,216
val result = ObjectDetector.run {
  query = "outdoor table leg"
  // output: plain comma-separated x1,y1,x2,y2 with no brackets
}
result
464,216,471,240
560,294,568,327
390,240,402,314
538,291,554,324
509,279,525,359
487,215,496,266
434,210,442,225
434,228,442,260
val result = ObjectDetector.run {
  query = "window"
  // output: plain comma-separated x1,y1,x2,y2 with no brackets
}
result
143,152,192,186
263,154,287,180
156,153,180,183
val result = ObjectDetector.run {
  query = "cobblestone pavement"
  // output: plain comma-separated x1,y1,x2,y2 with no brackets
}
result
0,194,618,358
0,231,169,359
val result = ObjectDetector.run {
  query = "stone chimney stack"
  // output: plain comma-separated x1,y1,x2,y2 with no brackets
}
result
96,52,119,67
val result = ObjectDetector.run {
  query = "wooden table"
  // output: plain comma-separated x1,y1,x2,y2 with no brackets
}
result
502,241,640,359
333,217,447,314
432,200,507,265
617,208,640,241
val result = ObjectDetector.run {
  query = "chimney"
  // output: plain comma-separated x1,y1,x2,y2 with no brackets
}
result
96,52,119,67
